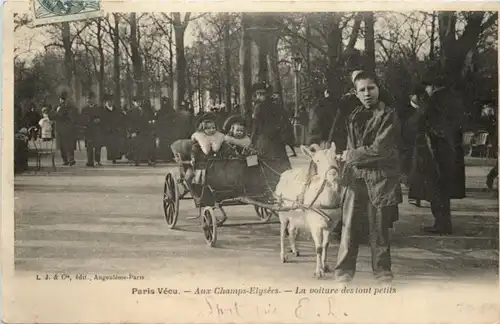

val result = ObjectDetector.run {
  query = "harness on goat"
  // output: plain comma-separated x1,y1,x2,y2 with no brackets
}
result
295,164,341,222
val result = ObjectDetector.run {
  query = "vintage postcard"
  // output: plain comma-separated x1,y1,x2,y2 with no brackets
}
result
3,0,500,323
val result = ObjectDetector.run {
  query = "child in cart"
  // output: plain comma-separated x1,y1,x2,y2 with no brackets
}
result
223,115,256,156
190,113,226,164
187,113,228,187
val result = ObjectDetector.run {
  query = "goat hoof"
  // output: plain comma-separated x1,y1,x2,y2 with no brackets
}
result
323,265,331,273
294,251,300,257
280,254,287,263
314,270,324,279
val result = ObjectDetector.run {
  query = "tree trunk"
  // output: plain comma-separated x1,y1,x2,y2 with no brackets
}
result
437,11,490,87
223,14,232,112
257,47,268,83
267,39,282,107
305,17,311,75
173,12,189,110
61,22,74,99
429,12,436,60
96,19,105,103
169,20,174,101
130,13,143,99
325,14,342,100
239,13,252,116
363,12,376,72
113,14,121,109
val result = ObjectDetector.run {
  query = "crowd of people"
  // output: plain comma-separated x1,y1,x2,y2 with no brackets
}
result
13,68,497,283
15,91,198,171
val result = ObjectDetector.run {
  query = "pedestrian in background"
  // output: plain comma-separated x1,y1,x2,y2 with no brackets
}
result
51,90,77,166
81,92,103,167
127,97,148,166
250,82,291,188
406,75,466,235
102,94,122,163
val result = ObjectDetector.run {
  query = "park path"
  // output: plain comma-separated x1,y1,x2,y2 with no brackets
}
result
13,149,499,286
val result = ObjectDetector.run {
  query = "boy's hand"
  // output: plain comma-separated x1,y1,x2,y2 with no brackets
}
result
340,150,349,162
190,158,196,167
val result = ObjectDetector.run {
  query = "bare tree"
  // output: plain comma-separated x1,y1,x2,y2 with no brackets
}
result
438,11,497,85
239,13,252,116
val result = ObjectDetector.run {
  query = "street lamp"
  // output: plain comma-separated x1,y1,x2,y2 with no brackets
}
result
292,52,303,118
292,53,303,145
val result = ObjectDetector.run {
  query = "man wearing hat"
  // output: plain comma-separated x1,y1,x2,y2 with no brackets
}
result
250,81,291,187
405,72,466,235
81,91,103,167
52,90,77,166
101,93,123,163
127,96,150,166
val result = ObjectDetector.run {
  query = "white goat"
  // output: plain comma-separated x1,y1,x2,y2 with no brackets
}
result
275,142,342,278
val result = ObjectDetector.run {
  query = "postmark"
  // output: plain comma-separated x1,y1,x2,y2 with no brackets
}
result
32,0,103,25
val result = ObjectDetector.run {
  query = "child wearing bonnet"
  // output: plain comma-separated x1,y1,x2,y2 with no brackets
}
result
190,112,226,165
223,115,254,155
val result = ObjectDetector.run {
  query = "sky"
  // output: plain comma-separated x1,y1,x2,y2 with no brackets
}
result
14,12,437,63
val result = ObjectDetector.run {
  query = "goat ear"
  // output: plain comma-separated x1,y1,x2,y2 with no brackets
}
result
330,142,337,154
300,145,314,159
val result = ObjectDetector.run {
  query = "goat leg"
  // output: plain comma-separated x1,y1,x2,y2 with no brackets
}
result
280,217,288,263
311,228,324,278
288,227,300,257
322,229,331,273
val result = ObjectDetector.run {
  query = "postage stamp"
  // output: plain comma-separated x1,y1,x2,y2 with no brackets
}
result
31,0,103,25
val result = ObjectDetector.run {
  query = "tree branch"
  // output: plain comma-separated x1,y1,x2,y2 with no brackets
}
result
346,13,362,50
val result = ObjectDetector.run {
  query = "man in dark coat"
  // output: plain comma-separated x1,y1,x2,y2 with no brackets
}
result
144,100,158,165
407,79,466,234
51,91,77,166
101,94,123,163
80,92,103,167
127,97,152,166
156,96,175,161
250,82,291,189
308,88,358,152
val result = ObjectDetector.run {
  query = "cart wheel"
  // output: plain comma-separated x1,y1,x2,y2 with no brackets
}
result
163,172,179,229
254,206,277,222
202,207,217,247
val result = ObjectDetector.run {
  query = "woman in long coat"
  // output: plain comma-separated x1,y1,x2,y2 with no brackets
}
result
250,82,291,188
407,81,466,234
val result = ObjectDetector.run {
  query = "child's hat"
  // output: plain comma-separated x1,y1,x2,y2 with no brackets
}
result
195,112,218,128
223,114,245,134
